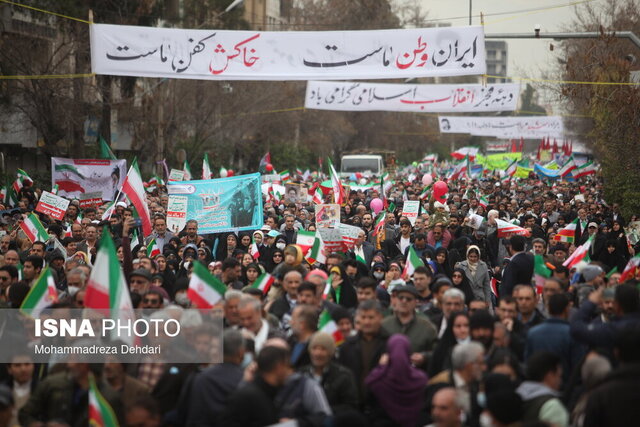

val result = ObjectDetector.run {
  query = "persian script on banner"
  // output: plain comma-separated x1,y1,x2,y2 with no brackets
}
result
167,174,263,234
305,82,519,112
91,24,486,80
438,116,564,138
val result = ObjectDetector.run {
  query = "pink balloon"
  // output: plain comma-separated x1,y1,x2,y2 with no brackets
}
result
433,181,448,202
370,198,383,215
227,169,234,177
422,174,433,186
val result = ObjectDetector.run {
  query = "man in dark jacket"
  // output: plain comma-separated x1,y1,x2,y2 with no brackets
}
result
500,235,534,298
584,323,640,427
220,346,291,427
184,329,246,426
338,300,389,408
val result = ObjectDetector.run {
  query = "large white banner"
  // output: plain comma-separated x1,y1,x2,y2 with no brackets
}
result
438,116,564,138
51,158,127,202
91,24,486,80
305,81,519,112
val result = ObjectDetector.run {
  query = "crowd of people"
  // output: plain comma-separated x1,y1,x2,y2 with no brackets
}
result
0,163,639,427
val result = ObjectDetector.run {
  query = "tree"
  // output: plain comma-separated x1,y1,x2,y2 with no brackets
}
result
557,0,640,218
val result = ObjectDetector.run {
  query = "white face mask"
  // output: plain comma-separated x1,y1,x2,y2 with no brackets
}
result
175,293,190,306
276,243,286,250
241,352,253,369
373,272,384,280
480,412,495,427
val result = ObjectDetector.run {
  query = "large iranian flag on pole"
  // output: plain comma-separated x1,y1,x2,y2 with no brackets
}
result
20,267,58,318
554,219,577,243
402,246,425,279
573,160,596,178
495,218,531,238
85,232,135,345
563,236,593,269
188,261,227,308
505,159,518,177
89,374,119,427
559,156,576,177
318,310,344,345
252,272,274,295
327,158,345,205
121,158,152,236
296,230,316,254
19,213,49,243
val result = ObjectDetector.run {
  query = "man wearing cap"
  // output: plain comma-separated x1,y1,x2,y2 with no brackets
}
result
260,229,279,261
129,269,152,295
382,285,438,368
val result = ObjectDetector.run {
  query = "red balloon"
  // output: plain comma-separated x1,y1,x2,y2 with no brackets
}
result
433,181,448,202
265,164,273,172
227,169,235,177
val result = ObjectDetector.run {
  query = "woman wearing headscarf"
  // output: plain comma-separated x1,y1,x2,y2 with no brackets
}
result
215,232,238,261
608,220,631,262
434,247,453,278
237,231,252,253
365,334,428,427
327,264,358,309
428,311,471,378
451,267,475,306
267,248,284,273
455,245,492,306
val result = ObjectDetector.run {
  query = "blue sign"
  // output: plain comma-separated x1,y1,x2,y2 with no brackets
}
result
167,173,263,234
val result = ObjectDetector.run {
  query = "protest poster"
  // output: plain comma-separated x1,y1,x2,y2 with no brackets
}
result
318,228,344,254
402,201,421,226
315,204,340,228
91,24,486,80
79,192,103,209
168,169,186,182
339,223,361,250
627,221,640,245
467,213,485,230
166,196,188,234
35,191,70,221
51,158,126,201
284,184,302,203
167,173,263,234
261,174,281,182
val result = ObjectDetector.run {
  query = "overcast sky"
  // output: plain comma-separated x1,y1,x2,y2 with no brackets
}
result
417,0,605,111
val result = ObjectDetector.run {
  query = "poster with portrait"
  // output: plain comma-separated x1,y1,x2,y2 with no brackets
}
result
51,158,126,201
167,173,263,234
315,204,340,228
284,184,302,204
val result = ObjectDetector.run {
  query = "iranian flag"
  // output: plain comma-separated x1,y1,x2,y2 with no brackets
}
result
448,158,468,181
89,374,119,427
573,160,596,178
249,242,260,259
478,195,488,209
505,159,518,178
219,166,228,178
619,255,640,283
322,276,333,300
259,152,271,172
534,255,552,295
13,169,33,193
559,156,577,177
99,136,117,160
327,158,345,205
318,310,344,345
252,272,274,295
451,146,479,161
296,230,316,253
187,261,227,308
279,170,291,182
419,185,431,200
85,232,135,344
402,246,425,279
121,158,152,236
495,218,531,238
183,160,192,180
312,186,324,204
130,229,140,252
305,232,326,265
202,153,213,179
19,213,49,243
146,238,160,257
372,212,386,236
554,219,578,243
20,267,58,318
563,237,593,269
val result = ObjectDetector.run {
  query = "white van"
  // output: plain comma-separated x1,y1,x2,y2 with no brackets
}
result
340,155,384,177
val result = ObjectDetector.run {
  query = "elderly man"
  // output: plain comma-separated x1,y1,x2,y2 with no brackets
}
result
144,216,174,253
238,296,283,353
436,288,466,339
269,270,303,328
430,388,464,427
